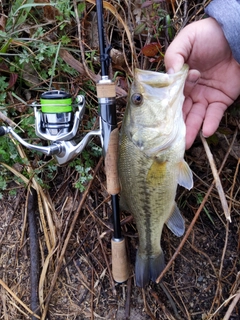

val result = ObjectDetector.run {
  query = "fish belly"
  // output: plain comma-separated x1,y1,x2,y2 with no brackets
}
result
119,133,179,287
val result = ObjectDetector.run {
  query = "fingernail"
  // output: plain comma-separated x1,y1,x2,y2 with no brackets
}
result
201,131,208,138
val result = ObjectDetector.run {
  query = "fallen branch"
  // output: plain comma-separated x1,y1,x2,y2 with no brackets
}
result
223,290,240,320
27,187,41,320
200,132,231,221
0,279,40,319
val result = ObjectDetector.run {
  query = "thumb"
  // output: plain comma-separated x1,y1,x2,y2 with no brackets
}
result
164,26,193,73
164,49,185,74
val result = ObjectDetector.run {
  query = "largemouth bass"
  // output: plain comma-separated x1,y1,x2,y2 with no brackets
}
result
118,65,193,287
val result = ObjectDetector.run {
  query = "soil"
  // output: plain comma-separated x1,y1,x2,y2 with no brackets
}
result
0,1,240,319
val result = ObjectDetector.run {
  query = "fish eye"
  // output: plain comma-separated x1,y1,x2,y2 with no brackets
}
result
131,93,143,106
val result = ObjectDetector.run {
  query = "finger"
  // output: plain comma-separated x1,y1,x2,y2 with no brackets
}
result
184,102,207,149
184,69,201,97
164,27,193,73
182,96,193,122
202,102,228,138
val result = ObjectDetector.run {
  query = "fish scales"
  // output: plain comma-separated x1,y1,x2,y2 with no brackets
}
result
118,65,193,287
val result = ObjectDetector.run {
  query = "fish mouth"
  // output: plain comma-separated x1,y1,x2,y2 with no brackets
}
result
134,64,189,87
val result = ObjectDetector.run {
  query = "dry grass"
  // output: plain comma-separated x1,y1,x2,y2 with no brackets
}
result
0,0,240,319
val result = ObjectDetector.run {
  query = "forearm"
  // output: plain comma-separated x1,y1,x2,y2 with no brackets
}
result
205,0,240,63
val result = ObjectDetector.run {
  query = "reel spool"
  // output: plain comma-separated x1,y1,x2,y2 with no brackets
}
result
34,90,85,142
40,90,73,136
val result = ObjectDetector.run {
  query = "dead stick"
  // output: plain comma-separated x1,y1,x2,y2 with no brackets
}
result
223,290,240,320
150,289,177,320
96,226,117,296
0,279,40,319
27,187,41,320
200,132,231,221
91,268,94,320
41,157,103,320
142,289,157,320
125,277,132,320
209,220,230,315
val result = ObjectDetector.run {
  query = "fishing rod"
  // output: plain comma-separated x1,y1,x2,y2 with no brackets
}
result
0,0,128,283
96,0,129,283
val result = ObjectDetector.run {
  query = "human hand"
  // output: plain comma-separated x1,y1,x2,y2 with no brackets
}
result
164,17,240,149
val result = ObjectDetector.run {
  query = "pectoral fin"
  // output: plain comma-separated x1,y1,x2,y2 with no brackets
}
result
177,160,193,190
165,203,185,237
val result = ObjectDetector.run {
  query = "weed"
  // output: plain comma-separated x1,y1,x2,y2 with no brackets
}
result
0,76,9,104
196,192,215,225
69,143,101,192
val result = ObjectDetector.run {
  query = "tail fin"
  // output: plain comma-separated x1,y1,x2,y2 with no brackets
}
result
135,252,165,287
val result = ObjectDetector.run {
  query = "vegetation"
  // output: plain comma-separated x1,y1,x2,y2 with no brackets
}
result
0,0,100,195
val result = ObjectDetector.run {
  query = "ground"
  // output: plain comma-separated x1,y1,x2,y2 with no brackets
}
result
0,1,240,319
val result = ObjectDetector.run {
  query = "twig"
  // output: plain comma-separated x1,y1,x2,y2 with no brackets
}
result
150,289,178,320
125,277,132,320
96,226,116,296
0,110,17,127
73,260,95,295
208,291,240,320
142,289,157,320
229,158,240,213
0,279,40,319
73,0,95,82
27,187,41,320
210,219,232,314
223,290,240,320
200,132,231,221
91,268,94,320
159,283,180,319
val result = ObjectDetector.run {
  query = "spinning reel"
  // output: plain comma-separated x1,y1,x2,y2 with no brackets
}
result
0,90,102,165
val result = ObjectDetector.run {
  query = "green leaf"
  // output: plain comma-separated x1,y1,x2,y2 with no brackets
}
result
0,176,7,190
78,2,86,15
134,23,146,35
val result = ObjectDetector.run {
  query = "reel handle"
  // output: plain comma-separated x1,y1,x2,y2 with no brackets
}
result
0,126,7,136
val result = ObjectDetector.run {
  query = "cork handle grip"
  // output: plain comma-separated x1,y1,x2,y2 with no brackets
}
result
111,238,129,283
105,128,129,282
105,128,120,195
